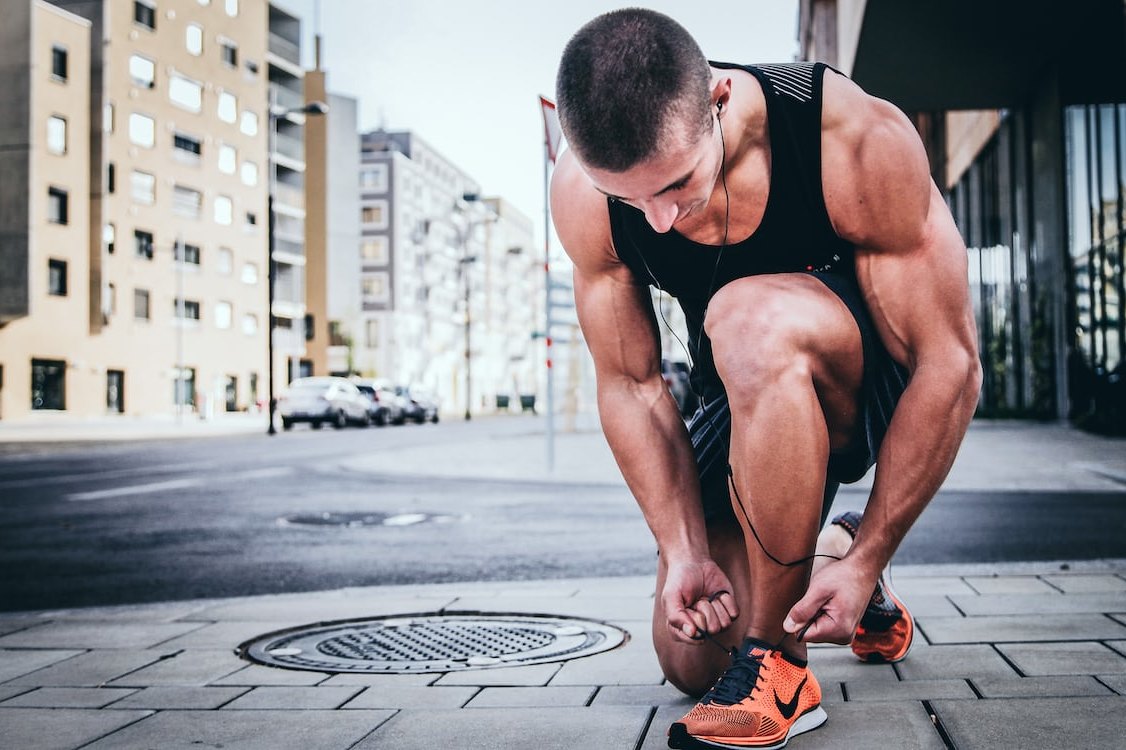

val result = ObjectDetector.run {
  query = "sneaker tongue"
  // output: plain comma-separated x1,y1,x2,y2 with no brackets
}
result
702,638,770,706
739,637,775,656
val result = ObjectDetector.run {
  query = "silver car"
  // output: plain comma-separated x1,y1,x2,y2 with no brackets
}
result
278,377,371,430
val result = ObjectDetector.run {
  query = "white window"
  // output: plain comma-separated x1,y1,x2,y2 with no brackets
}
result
172,185,202,218
128,112,155,147
218,143,237,174
103,223,116,254
241,262,258,284
240,160,258,186
361,202,387,228
360,165,388,192
103,102,114,133
215,301,232,329
217,91,237,123
186,23,203,55
131,170,155,204
361,237,389,264
129,54,155,88
242,313,257,335
214,195,233,225
239,110,258,136
169,74,202,112
361,273,389,302
225,0,238,17
217,246,233,274
46,115,67,154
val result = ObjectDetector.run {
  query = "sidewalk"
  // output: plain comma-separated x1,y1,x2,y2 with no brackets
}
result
1,418,1124,748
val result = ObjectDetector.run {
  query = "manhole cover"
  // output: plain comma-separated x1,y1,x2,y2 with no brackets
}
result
278,512,457,528
239,612,628,673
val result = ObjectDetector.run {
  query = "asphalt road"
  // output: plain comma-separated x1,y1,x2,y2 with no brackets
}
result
1,420,1124,612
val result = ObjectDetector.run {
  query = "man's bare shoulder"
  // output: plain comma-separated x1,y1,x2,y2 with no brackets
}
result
550,150,618,274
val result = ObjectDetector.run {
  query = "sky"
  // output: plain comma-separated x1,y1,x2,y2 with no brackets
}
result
273,0,800,251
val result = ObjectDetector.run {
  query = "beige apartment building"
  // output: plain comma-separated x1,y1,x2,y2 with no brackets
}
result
0,0,272,420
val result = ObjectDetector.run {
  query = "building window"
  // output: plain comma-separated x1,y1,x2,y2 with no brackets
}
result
174,298,201,321
134,1,156,30
245,211,257,227
103,223,115,254
242,313,257,335
129,54,155,88
173,132,202,160
215,301,232,329
360,165,388,192
214,195,233,225
217,91,237,123
361,273,389,302
107,162,115,193
365,319,379,348
174,241,201,265
128,112,155,148
103,102,114,133
186,23,203,56
218,143,237,174
239,110,258,137
48,258,67,296
361,203,387,227
169,74,203,113
134,229,154,260
241,262,258,284
134,288,151,319
51,45,67,80
361,237,389,264
240,160,258,186
224,0,238,17
47,187,68,224
172,185,203,218
31,359,66,410
131,170,155,204
173,367,195,407
46,115,67,154
220,40,238,67
102,281,116,321
217,246,233,274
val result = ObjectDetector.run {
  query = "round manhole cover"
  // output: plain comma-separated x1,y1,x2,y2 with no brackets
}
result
239,612,628,673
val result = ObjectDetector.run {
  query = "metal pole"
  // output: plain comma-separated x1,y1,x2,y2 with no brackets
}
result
266,87,278,435
543,142,555,471
175,233,184,425
464,245,472,421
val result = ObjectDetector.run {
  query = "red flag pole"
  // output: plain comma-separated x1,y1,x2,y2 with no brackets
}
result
541,98,556,472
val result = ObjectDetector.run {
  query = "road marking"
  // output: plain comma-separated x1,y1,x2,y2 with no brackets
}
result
67,478,200,501
229,467,294,481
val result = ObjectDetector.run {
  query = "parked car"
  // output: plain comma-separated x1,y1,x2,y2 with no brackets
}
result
395,385,440,424
352,380,406,426
278,376,371,430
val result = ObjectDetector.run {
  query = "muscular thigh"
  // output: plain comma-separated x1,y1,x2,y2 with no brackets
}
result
702,273,864,450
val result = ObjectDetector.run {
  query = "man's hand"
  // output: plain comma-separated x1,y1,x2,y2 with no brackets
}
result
662,558,739,644
782,557,875,644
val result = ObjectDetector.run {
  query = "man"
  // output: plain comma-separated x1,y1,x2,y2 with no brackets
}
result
550,8,981,750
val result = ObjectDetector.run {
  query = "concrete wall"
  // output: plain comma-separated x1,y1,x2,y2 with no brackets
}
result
946,110,1002,188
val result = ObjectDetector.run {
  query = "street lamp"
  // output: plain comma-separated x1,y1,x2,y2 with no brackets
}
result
266,99,328,435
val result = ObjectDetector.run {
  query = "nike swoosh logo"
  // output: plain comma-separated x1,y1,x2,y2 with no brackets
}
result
774,675,807,720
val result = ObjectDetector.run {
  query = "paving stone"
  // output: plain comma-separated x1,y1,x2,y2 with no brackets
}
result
919,613,1126,643
8,650,168,687
1,686,136,708
155,620,297,649
320,671,437,687
0,615,49,637
447,594,653,621
997,641,1126,675
1042,574,1126,593
1106,639,1126,658
45,601,208,622
1099,674,1126,694
640,705,690,750
186,595,456,623
82,709,394,750
342,684,478,709
950,592,1126,616
0,685,35,702
434,662,561,686
591,683,693,707
891,576,978,597
548,640,665,686
211,663,330,686
109,686,249,709
963,575,1061,594
223,685,362,709
107,648,246,686
971,675,1113,698
353,705,651,749
807,646,900,683
844,678,976,701
0,707,153,750
893,594,963,618
0,621,204,649
0,649,82,682
466,685,595,707
895,645,1019,680
933,696,1126,749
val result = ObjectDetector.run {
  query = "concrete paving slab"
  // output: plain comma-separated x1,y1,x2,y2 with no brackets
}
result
894,644,1021,680
0,707,153,750
7,650,169,687
0,621,205,649
445,594,654,621
843,678,976,701
466,685,595,707
892,594,963,618
548,636,664,686
353,705,651,750
1108,640,1126,658
807,647,900,683
185,594,459,623
222,685,362,709
0,685,34,702
970,675,1113,698
0,615,50,637
640,706,686,750
0,648,83,682
962,575,1061,594
0,686,137,708
795,701,947,750
156,620,300,649
211,663,330,686
342,684,478,709
933,696,1126,749
36,600,210,623
434,662,561,687
109,685,249,709
950,592,1126,616
106,648,246,686
82,708,394,750
1099,674,1126,693
919,613,1126,643
996,641,1126,675
590,683,692,707
1042,574,1126,592
889,575,978,597
320,672,437,687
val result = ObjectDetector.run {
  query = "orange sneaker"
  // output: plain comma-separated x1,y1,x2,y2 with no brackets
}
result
668,638,827,749
831,511,915,663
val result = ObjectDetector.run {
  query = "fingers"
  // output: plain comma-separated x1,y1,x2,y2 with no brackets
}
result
668,591,739,644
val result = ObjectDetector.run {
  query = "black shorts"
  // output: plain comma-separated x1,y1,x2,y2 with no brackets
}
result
687,271,909,525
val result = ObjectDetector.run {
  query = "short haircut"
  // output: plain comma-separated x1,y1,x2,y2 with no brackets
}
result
556,8,713,172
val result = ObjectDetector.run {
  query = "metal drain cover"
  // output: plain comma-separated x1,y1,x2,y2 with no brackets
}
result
240,612,628,673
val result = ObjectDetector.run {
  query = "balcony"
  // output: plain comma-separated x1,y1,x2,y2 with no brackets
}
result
272,131,304,163
270,84,305,114
268,32,300,66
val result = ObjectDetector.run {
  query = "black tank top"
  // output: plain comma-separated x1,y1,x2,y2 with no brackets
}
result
608,61,854,397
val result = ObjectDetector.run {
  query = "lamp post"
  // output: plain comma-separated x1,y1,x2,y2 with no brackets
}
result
266,97,328,435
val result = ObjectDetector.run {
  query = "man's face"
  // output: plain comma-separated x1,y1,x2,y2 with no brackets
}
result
582,117,722,234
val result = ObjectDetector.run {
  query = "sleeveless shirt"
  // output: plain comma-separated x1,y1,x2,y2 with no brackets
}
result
607,61,855,398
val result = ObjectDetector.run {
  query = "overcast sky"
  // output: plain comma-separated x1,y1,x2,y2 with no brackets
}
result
273,1,800,250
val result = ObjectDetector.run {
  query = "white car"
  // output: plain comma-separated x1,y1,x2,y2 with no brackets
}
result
278,377,371,430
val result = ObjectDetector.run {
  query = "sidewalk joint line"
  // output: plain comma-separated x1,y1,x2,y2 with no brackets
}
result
632,705,659,750
921,699,959,750
1040,575,1066,594
965,677,985,699
585,685,600,707
990,643,1026,677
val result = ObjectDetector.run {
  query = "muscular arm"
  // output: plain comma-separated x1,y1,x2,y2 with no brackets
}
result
788,73,982,641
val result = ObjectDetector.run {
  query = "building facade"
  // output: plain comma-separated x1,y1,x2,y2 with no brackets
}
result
799,0,1126,434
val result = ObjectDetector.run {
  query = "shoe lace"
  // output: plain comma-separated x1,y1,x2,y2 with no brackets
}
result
702,646,767,706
